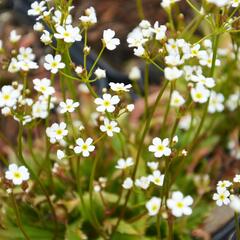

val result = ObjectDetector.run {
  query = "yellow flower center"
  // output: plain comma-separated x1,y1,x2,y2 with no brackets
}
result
103,100,110,107
195,93,203,99
157,145,164,151
56,129,63,135
51,62,58,68
13,171,21,179
82,144,88,150
3,94,10,100
177,202,184,208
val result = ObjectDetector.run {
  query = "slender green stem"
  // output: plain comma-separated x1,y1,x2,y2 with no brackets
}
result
144,63,150,116
136,0,145,20
11,193,31,240
87,46,105,79
235,212,240,239
162,82,173,131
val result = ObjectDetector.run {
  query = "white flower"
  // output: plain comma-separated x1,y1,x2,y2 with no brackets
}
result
217,180,232,191
44,54,65,74
94,68,106,79
54,25,82,43
100,118,120,137
94,93,120,113
153,22,167,40
59,99,79,113
135,176,151,190
0,85,20,108
46,122,68,142
79,7,97,26
122,177,133,189
115,157,134,169
170,90,185,107
33,22,44,32
148,137,171,158
5,164,30,185
8,58,20,73
233,174,240,183
199,51,221,68
57,150,65,160
231,0,240,7
191,84,210,103
109,82,132,92
74,138,95,157
9,30,21,43
126,104,135,112
133,46,145,57
52,10,72,26
146,197,161,216
147,161,159,171
190,75,215,88
32,101,48,119
172,135,178,143
103,29,120,51
230,195,240,213
28,1,46,16
33,78,55,96
208,91,224,113
40,30,52,44
17,47,35,62
149,170,165,186
1,107,11,116
129,66,141,81
167,191,193,217
161,0,181,8
213,188,230,206
127,27,146,48
18,60,38,72
226,91,240,111
164,67,183,81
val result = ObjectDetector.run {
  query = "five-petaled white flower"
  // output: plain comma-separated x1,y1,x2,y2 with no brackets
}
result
59,99,80,113
5,164,30,185
74,138,95,157
100,118,120,137
148,137,171,158
170,90,185,107
122,177,133,189
54,25,82,43
135,176,151,190
46,122,68,143
213,188,230,206
167,191,193,217
28,1,46,16
44,54,65,74
33,78,55,96
115,157,134,169
191,84,210,103
103,29,120,50
146,197,161,216
94,93,120,113
164,67,183,81
208,91,224,113
109,82,132,92
149,170,165,186
0,85,20,108
79,6,97,26
216,180,232,191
